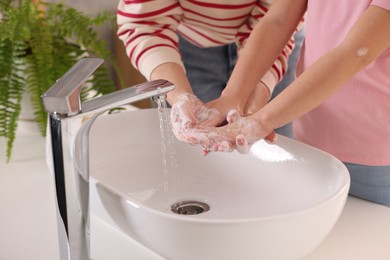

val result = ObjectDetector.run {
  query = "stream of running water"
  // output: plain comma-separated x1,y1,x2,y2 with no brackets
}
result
155,95,178,191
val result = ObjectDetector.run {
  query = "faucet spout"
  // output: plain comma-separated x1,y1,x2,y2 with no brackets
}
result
43,58,174,116
42,58,174,260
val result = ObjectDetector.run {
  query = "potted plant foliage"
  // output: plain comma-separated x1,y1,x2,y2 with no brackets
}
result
0,0,122,161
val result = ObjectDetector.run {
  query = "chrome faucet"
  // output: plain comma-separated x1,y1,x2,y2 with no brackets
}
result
42,58,175,260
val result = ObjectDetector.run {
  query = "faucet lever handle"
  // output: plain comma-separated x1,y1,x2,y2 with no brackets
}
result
42,58,104,116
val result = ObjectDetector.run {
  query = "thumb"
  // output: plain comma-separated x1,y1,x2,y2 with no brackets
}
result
226,109,241,123
235,135,251,154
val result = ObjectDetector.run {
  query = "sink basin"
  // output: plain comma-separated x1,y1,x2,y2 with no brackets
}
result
86,108,350,260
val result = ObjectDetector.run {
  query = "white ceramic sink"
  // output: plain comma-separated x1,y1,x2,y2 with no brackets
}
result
87,108,350,260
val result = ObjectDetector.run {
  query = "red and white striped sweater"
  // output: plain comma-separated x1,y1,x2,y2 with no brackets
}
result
117,0,302,91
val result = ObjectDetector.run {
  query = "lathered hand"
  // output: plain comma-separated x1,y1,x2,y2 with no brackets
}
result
170,93,220,143
185,109,277,154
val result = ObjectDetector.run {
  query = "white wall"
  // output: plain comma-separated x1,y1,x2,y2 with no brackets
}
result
47,0,118,51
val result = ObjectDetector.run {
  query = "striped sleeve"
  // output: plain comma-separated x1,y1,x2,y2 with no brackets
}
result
117,0,184,80
236,1,305,94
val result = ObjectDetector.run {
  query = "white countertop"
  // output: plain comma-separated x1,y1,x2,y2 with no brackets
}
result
1,121,390,260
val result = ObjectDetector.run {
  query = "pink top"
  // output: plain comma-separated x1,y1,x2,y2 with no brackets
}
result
294,0,390,166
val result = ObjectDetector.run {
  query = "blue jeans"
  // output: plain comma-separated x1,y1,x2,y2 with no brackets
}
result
345,162,390,207
179,34,237,103
179,28,305,138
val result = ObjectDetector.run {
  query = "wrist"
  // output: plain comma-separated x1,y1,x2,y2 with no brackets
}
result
167,89,193,105
249,110,274,136
150,62,193,105
243,81,271,116
259,81,272,100
220,90,246,114
260,71,277,96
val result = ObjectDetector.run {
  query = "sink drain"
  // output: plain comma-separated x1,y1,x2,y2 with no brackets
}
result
171,200,210,215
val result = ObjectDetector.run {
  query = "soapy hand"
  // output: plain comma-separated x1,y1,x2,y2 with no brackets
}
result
170,93,220,143
184,109,277,154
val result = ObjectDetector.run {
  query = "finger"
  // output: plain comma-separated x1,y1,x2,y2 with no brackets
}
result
202,148,211,156
226,109,240,123
211,143,219,152
236,135,251,154
265,131,278,144
198,135,211,148
219,140,234,152
174,129,205,146
209,140,233,152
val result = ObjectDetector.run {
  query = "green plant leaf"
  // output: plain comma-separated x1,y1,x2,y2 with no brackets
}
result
0,0,122,161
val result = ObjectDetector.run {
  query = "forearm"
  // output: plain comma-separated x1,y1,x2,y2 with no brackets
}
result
253,5,390,132
222,0,306,110
243,81,271,116
117,1,182,81
252,47,360,132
